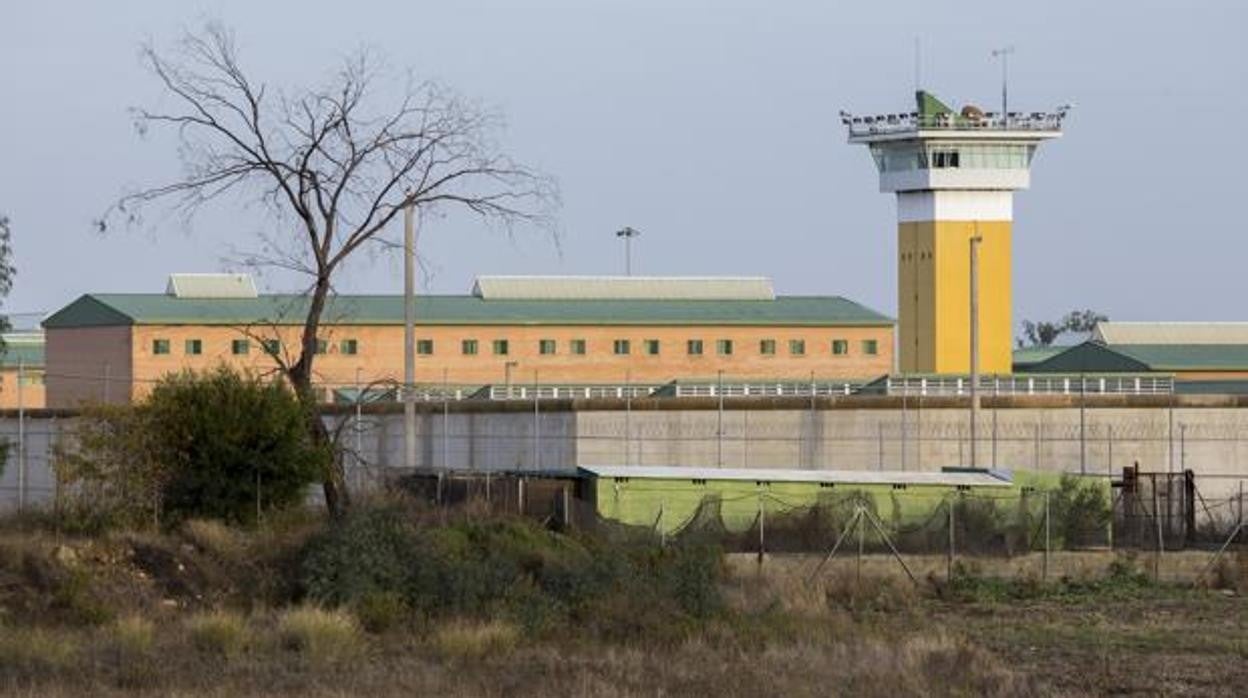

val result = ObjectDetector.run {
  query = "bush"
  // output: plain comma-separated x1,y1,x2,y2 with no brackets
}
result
300,504,725,638
149,368,328,525
1050,475,1112,549
57,368,328,528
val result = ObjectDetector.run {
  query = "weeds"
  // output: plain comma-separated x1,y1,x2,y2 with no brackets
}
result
353,591,409,634
186,610,248,658
277,606,365,665
431,619,520,660
0,627,79,677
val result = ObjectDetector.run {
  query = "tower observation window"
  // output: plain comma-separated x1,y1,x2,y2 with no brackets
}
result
931,149,960,168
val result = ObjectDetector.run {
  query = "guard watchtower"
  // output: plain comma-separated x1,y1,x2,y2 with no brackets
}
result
843,91,1066,374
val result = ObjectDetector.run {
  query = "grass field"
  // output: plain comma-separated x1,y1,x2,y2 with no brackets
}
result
0,512,1243,697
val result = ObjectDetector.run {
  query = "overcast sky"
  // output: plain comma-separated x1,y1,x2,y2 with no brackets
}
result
2,0,1245,332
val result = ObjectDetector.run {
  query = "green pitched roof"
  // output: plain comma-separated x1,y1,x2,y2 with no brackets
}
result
1019,341,1248,373
1012,345,1069,369
43,294,893,329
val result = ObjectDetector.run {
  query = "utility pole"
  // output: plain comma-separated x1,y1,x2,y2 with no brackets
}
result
991,46,1015,124
616,227,641,276
969,232,983,468
403,200,418,471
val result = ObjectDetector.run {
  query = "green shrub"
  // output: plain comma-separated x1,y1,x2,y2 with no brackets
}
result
1049,475,1112,549
57,368,328,528
300,505,725,639
301,505,418,605
148,368,328,525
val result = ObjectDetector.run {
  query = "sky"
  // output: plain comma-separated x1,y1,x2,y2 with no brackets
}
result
2,0,1246,334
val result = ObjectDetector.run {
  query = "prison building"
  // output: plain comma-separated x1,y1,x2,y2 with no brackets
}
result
1015,322,1248,392
41,274,894,408
0,332,45,409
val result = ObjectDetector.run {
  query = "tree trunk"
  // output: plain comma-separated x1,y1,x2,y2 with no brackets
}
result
288,273,350,518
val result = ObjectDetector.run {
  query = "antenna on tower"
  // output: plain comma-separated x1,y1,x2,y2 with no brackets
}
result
913,37,922,93
991,46,1015,124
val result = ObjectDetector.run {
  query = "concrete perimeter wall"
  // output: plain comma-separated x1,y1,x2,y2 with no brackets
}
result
3,396,1248,510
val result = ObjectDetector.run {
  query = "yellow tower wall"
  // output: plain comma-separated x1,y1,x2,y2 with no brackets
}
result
897,189,1013,375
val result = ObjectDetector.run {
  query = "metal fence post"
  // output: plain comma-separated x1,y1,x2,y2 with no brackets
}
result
1153,484,1164,583
856,504,865,585
716,370,724,468
533,371,540,471
625,370,632,464
877,422,884,471
1107,424,1114,479
947,496,956,582
16,360,25,513
1034,421,1041,471
757,493,766,566
1043,491,1051,583
1240,480,1244,528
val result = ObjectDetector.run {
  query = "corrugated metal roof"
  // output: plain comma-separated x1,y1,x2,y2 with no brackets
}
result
471,276,775,301
1021,341,1248,373
166,273,258,299
43,293,893,328
1114,344,1248,371
1092,322,1248,345
578,465,1012,487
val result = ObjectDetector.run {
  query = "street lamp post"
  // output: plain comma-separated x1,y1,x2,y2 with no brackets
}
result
504,360,519,399
616,227,641,276
969,232,983,468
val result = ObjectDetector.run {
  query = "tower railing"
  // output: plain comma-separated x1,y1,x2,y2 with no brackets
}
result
846,111,1063,138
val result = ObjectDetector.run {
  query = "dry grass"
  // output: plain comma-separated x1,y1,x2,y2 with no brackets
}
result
0,627,79,676
0,516,1243,696
431,619,520,660
186,610,249,658
276,606,365,665
180,519,245,562
108,614,156,656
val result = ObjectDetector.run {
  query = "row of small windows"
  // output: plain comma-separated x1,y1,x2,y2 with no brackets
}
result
870,143,1035,173
152,338,359,356
455,338,876,357
153,337,880,358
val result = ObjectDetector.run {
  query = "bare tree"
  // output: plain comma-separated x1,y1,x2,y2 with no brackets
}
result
1018,309,1109,348
102,23,558,515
